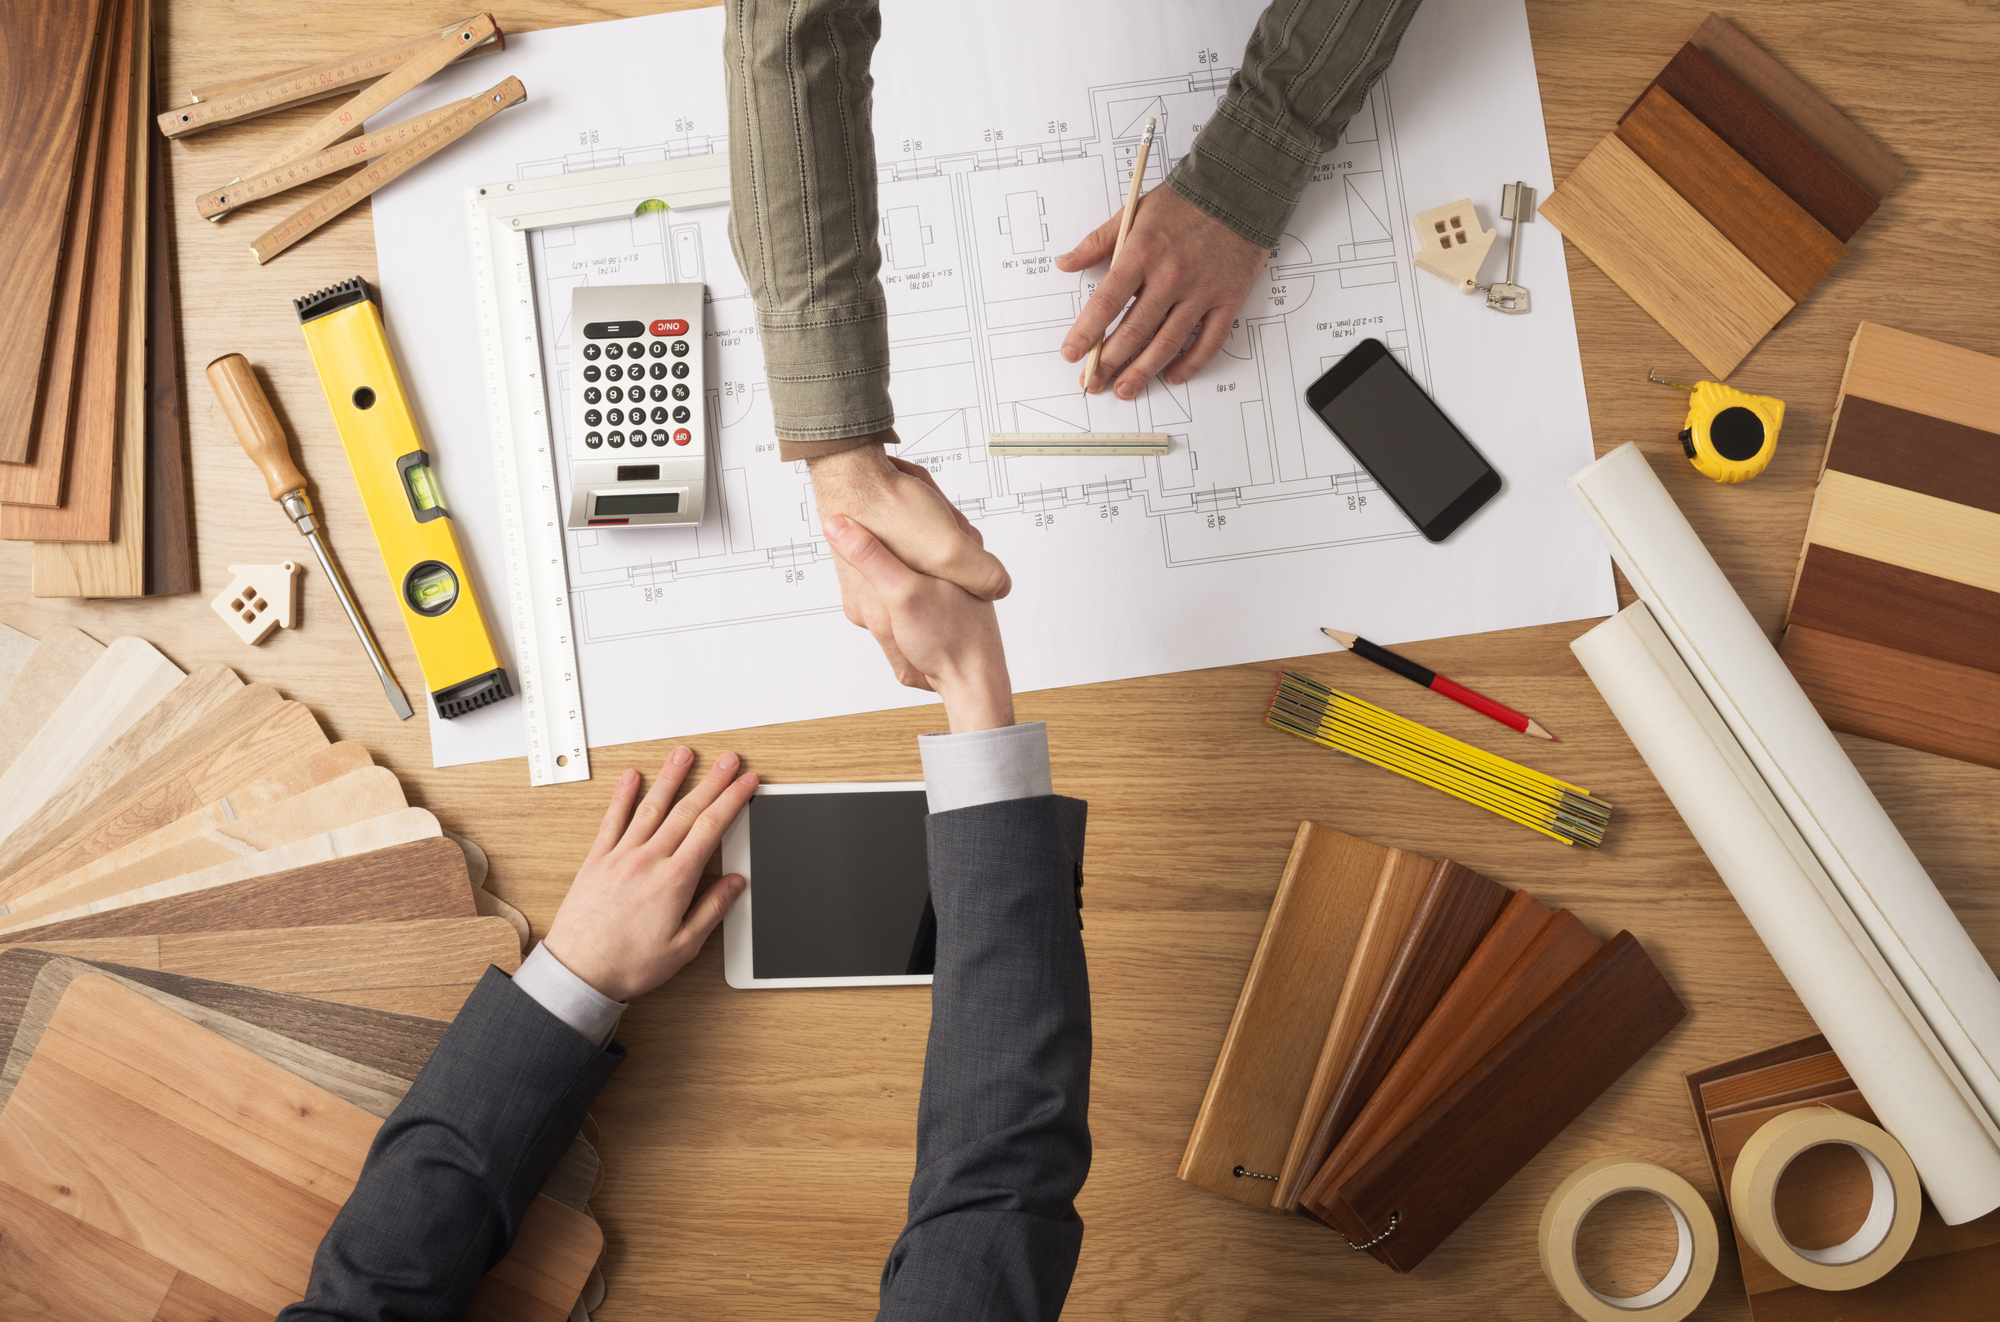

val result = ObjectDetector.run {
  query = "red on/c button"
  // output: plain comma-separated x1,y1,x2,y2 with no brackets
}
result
650,319,689,337
674,428,692,445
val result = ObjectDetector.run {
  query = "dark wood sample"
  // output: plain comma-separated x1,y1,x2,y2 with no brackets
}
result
0,836,473,944
1788,544,2000,676
1823,394,2000,517
0,0,114,505
1318,931,1687,1272
0,946,446,1084
1294,859,1510,1211
143,124,194,596
1687,13,1905,198
1781,625,2000,770
1615,85,1843,304
0,0,108,464
1301,906,1604,1225
1638,42,1878,241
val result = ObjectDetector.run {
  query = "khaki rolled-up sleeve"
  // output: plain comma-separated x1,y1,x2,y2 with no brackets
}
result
724,0,898,452
1168,0,1427,249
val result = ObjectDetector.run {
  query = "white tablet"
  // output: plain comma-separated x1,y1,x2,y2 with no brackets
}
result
721,781,934,989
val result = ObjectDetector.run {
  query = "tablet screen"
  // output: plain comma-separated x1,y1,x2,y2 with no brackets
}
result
749,790,934,979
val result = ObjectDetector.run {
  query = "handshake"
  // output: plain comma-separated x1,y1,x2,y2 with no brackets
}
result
812,443,1016,737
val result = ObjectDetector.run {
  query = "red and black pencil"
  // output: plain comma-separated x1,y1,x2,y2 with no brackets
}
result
1320,628,1556,741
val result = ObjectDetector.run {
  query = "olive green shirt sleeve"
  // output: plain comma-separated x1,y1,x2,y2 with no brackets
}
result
1167,0,1427,250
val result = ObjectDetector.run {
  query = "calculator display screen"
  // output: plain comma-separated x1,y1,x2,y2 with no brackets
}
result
592,491,680,516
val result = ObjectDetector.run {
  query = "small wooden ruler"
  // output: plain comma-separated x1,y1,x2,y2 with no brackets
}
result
157,14,501,138
987,432,1171,455
248,76,525,264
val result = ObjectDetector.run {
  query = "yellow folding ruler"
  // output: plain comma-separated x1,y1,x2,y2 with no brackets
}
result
159,15,524,264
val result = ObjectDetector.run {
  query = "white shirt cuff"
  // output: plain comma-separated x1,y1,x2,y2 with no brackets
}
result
919,721,1053,813
513,943,626,1047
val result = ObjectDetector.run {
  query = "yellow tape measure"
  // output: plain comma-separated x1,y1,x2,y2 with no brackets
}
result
1649,369,1783,483
296,277,511,719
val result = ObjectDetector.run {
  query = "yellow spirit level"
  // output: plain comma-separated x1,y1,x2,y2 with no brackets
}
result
1649,369,1784,484
296,277,511,718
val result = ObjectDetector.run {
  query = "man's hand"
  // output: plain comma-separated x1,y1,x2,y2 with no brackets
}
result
542,747,758,1002
809,444,1010,600
1057,186,1269,399
823,513,1015,734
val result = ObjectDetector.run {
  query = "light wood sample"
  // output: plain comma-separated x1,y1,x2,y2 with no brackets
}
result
0,975,598,1317
0,625,103,775
1540,133,1795,378
0,622,35,693
1835,321,2000,437
0,636,182,843
1804,470,2000,595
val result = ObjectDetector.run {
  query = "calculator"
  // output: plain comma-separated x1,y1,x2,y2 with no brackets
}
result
564,283,706,529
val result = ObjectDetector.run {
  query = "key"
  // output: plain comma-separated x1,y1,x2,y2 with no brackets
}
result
1485,180,1533,314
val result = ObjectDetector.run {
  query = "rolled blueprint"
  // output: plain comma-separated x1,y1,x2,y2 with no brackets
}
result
1568,444,2000,1123
1573,603,2000,1223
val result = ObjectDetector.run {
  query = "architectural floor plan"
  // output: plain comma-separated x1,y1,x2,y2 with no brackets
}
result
370,1,1614,768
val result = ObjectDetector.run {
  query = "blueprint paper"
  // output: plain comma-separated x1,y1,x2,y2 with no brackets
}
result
367,0,1614,768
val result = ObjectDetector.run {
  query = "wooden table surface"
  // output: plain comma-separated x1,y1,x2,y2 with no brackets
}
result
4,2,1997,1317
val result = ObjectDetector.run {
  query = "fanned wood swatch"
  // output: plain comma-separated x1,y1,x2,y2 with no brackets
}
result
1646,42,1877,241
1780,626,2000,771
0,0,106,463
1177,822,1399,1206
1822,396,2000,516
1615,85,1842,304
1540,134,1793,379
1834,322,2000,436
1805,471,2000,595
1686,13,1903,198
0,624,36,693
1789,545,2000,676
1686,1035,2000,1319
0,626,104,776
1275,847,1437,1208
0,975,599,1319
143,120,195,597
1313,932,1687,1272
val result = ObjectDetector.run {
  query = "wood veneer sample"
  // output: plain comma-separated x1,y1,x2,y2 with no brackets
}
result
1540,134,1793,379
10,766,411,921
1835,323,2000,437
1301,907,1602,1223
1297,860,1511,1209
0,624,35,694
1806,471,2000,596
1697,1049,1847,1117
1687,13,1904,198
0,636,182,843
1781,625,2000,770
1821,395,2000,515
0,662,241,877
1646,42,1877,241
1178,822,1406,1206
0,0,115,505
0,976,599,1318
1615,85,1843,304
0,0,107,464
1319,932,1686,1272
29,0,151,595
0,624,104,775
0,1178,181,1318
0,807,441,933
0,0,134,544
0,694,324,899
1,835,472,944
1275,847,1438,1208
143,123,195,596
1789,545,2000,676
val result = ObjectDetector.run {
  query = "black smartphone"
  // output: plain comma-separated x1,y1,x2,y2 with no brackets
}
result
1304,338,1501,542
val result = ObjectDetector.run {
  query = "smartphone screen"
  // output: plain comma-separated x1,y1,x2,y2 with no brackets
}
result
1304,339,1501,541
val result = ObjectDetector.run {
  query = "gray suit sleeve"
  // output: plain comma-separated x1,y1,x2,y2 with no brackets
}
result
1168,0,1426,248
878,795,1092,1322
278,966,624,1322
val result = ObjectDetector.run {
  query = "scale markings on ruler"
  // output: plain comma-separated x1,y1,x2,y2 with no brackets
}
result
468,190,590,787
201,96,470,220
986,432,1171,455
158,14,501,138
249,78,525,265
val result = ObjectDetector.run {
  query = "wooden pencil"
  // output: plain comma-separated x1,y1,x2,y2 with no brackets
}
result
1082,115,1155,392
1322,628,1556,740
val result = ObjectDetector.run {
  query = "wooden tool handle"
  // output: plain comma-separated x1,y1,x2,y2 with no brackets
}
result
207,353,306,501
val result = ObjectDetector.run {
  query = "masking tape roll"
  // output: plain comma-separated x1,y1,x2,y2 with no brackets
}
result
1539,1158,1719,1322
1729,1106,1920,1291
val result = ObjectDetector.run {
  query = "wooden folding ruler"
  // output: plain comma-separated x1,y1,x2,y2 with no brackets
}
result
162,14,523,264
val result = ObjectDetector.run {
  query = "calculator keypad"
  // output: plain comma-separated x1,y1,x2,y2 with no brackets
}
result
569,283,706,527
